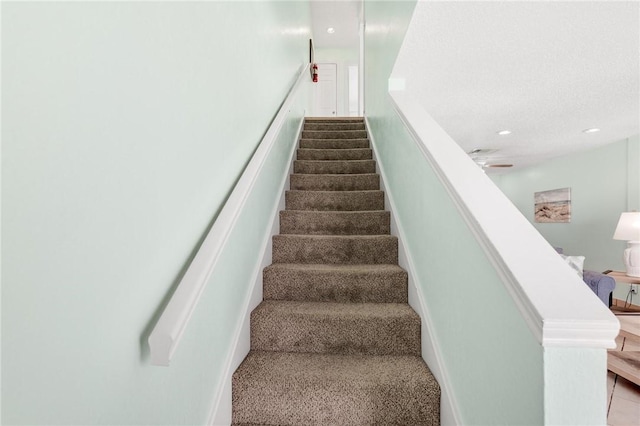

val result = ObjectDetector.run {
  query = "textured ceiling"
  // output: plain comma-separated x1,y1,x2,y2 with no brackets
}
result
311,0,639,173
310,0,360,49
391,1,640,172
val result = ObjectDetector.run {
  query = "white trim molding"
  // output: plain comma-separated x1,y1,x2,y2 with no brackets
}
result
207,116,305,425
387,91,619,349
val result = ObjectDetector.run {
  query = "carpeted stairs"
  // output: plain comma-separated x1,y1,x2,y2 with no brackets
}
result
231,118,441,425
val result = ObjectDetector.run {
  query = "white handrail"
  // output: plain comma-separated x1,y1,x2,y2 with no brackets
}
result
148,64,310,366
388,91,619,348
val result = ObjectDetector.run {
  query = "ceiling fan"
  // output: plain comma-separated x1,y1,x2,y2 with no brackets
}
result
467,148,513,169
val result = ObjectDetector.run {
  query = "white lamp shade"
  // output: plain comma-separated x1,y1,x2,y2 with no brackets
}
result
613,212,640,241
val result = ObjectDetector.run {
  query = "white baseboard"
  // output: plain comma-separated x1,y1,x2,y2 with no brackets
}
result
207,214,275,426
207,117,304,426
366,117,461,425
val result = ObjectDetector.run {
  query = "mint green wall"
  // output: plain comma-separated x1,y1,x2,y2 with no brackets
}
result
363,1,418,119
543,348,608,425
494,135,640,299
2,2,310,424
364,1,542,424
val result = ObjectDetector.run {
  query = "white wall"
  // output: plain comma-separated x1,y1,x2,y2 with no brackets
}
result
493,135,640,300
2,2,310,424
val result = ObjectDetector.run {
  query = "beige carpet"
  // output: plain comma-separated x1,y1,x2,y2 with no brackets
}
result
231,118,441,425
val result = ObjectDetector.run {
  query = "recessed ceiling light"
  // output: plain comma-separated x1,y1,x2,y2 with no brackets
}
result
327,27,335,34
497,130,512,136
582,128,600,134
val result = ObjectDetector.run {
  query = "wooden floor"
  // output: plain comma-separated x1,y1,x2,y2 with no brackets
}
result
607,310,640,425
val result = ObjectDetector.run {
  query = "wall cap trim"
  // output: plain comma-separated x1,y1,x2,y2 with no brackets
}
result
389,91,619,349
148,64,310,366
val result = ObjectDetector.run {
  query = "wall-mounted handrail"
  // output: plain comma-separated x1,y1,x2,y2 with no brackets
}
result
148,64,310,366
388,91,619,348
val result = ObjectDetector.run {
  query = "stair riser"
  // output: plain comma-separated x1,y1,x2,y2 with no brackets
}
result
286,191,384,211
302,130,367,139
232,352,441,426
233,383,439,426
251,304,421,356
279,211,390,235
263,266,408,303
290,174,379,191
297,148,372,161
305,118,363,123
304,123,365,131
272,235,398,264
294,160,376,175
300,139,369,149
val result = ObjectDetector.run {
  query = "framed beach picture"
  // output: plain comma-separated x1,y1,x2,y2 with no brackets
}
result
534,187,571,223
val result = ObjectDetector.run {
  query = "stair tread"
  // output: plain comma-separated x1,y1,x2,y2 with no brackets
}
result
294,160,375,166
291,172,378,177
254,299,418,318
286,190,383,199
293,160,376,175
263,263,408,303
300,138,369,143
289,174,379,190
281,209,388,214
265,263,405,273
303,129,366,132
236,350,436,384
287,189,382,194
296,148,373,161
275,233,395,239
295,159,375,164
299,139,370,150
233,351,440,425
305,117,364,121
280,210,391,235
272,235,398,265
302,130,367,139
251,300,420,355
304,124,366,131
285,190,384,211
297,148,371,152
280,210,390,235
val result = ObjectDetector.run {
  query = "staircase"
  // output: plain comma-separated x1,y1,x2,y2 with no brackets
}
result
231,118,440,425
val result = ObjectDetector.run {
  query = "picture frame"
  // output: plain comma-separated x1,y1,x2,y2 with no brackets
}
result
534,187,571,223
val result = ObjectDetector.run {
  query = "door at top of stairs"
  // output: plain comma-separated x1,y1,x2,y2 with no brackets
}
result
311,63,337,117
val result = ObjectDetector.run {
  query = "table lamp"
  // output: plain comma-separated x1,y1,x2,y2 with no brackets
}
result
613,212,640,277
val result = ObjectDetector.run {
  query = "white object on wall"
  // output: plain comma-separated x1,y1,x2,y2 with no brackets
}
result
148,64,310,367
